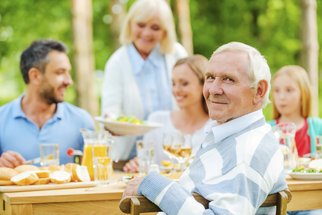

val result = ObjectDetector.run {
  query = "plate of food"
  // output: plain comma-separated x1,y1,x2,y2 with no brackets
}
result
95,116,162,136
289,159,322,180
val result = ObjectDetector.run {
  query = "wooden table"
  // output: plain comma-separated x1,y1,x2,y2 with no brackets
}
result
287,178,322,211
1,175,322,215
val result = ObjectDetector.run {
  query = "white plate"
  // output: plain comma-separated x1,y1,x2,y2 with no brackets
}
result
289,172,322,180
95,117,162,136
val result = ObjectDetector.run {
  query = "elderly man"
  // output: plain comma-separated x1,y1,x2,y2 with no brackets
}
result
123,42,287,214
0,40,94,167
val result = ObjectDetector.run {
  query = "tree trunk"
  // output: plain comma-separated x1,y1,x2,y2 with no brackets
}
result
71,0,98,117
300,0,319,116
176,0,193,55
109,0,126,49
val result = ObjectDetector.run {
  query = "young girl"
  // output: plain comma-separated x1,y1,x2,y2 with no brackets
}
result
123,55,209,172
269,65,322,158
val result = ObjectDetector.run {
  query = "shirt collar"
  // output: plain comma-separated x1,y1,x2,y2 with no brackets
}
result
128,43,161,75
203,109,265,147
12,95,63,120
12,95,25,118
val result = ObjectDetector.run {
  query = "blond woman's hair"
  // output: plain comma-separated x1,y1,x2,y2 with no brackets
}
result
120,0,177,54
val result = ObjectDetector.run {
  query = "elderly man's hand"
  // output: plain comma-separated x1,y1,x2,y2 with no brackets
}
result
0,151,25,168
123,157,139,173
122,176,145,198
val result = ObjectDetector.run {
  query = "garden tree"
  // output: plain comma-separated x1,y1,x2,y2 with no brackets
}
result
300,0,319,116
0,0,321,116
109,0,126,49
175,0,193,55
72,0,98,116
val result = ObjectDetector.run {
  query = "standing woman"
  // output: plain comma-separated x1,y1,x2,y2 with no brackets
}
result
269,65,322,159
123,55,209,172
101,0,187,161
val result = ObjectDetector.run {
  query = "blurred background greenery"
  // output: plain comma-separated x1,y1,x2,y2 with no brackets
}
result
0,0,321,119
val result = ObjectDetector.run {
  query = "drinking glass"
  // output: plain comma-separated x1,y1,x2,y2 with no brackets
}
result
136,140,155,175
162,132,192,172
93,156,112,185
273,122,298,172
40,143,60,167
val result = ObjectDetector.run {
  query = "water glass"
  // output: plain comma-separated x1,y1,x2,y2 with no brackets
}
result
273,122,298,172
136,140,155,175
40,143,60,167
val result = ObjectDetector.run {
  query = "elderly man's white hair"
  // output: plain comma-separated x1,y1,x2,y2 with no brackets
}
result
212,42,271,108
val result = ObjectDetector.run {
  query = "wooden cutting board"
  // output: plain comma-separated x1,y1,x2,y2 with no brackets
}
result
0,181,97,193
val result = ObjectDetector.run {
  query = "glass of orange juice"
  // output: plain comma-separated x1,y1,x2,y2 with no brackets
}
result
81,130,113,181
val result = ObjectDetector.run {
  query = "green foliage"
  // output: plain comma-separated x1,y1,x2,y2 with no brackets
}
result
0,0,321,118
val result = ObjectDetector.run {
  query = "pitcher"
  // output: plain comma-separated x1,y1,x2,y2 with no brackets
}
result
274,122,298,172
81,129,113,180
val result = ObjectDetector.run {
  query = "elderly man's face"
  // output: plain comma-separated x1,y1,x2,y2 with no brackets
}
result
203,50,257,124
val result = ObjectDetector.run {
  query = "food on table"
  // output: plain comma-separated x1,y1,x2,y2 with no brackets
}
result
15,164,39,173
308,159,322,170
64,163,79,182
75,165,91,182
46,165,63,172
122,175,135,183
0,164,91,186
11,171,39,185
34,170,50,178
112,115,144,125
34,177,51,185
0,167,18,185
65,163,90,182
292,159,322,173
50,171,71,184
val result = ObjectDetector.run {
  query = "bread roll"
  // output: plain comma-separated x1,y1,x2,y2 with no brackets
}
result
47,165,62,172
34,177,51,185
50,171,71,184
0,180,14,186
34,170,50,178
0,167,18,180
11,171,39,185
75,166,90,182
15,165,39,173
64,163,79,182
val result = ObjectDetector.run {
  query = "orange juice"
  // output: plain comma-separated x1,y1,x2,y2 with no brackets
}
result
82,144,109,180
94,157,112,184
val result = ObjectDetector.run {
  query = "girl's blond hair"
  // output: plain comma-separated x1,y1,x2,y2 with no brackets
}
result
271,65,312,119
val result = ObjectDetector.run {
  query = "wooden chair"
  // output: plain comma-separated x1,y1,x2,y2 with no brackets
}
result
119,190,292,215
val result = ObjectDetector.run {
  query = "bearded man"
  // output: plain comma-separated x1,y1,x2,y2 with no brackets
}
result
0,40,94,167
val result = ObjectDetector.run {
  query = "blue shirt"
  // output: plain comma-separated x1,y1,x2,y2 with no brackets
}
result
127,43,172,119
0,96,95,164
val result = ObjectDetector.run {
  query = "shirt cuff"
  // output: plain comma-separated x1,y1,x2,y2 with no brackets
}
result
138,172,172,201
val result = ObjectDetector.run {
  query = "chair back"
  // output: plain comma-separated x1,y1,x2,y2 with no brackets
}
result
119,190,292,215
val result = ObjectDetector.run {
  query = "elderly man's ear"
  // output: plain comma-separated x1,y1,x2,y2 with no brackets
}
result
253,80,268,105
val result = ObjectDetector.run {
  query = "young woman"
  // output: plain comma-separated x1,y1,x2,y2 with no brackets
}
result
123,55,209,172
269,65,322,158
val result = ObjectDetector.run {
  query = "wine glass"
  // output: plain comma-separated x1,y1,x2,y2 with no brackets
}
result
162,131,192,172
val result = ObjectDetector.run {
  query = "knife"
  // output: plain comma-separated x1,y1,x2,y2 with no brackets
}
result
25,157,41,165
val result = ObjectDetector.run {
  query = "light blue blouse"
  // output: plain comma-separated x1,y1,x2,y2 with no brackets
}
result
127,43,172,119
